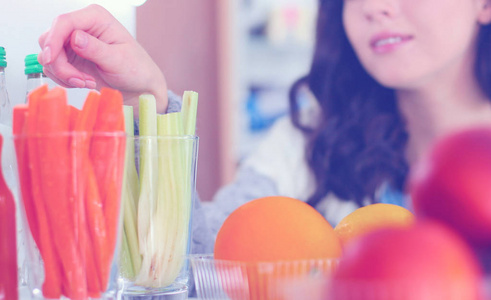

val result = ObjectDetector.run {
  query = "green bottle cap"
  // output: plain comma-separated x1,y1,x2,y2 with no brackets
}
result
0,47,6,68
24,53,44,75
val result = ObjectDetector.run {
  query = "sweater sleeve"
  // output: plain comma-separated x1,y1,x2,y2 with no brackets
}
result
166,90,182,113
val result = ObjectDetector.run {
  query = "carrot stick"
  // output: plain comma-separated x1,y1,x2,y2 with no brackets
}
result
74,90,104,294
36,87,87,299
69,105,81,131
67,105,81,251
90,87,125,291
93,88,125,132
25,85,62,298
85,239,102,298
85,162,108,290
73,91,101,196
75,91,101,132
13,105,40,247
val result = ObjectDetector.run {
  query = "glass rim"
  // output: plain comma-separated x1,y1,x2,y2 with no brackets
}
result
188,254,339,266
13,131,127,139
12,132,198,139
132,134,198,141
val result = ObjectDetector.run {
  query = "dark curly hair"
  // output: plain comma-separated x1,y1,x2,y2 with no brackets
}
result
289,0,491,208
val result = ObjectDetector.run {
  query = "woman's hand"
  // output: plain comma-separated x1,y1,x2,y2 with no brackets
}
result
38,4,168,114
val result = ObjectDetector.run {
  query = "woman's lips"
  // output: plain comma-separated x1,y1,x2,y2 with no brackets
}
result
370,33,413,54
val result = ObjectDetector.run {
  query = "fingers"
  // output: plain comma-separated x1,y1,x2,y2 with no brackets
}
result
38,31,49,54
69,30,117,73
43,67,96,90
42,68,72,88
42,49,96,89
39,4,112,65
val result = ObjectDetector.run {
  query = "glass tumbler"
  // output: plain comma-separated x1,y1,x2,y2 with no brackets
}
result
13,132,126,300
119,135,198,299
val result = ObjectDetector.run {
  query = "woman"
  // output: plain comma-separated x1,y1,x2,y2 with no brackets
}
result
38,0,491,253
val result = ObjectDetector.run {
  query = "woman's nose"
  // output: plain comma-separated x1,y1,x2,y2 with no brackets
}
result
362,0,399,21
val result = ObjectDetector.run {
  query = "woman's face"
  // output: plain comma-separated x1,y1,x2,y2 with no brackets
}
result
342,0,487,90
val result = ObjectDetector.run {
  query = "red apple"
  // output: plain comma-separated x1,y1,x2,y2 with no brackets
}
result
327,221,483,300
409,127,491,247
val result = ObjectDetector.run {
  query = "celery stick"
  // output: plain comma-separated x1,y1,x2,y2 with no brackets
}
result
120,228,135,279
137,94,158,281
123,105,140,207
180,91,198,273
156,113,187,286
121,105,142,279
180,91,198,215
181,91,198,136
123,185,141,277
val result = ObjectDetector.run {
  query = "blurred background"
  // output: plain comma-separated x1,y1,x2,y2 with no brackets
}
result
0,0,318,201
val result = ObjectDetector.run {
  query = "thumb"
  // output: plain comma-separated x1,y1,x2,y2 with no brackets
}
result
70,30,118,72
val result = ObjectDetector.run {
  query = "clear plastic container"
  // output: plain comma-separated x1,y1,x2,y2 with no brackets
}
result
13,132,126,300
189,254,338,300
190,255,491,300
119,135,198,299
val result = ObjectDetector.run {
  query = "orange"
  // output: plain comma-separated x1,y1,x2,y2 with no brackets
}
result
334,203,415,247
214,196,342,262
214,196,342,299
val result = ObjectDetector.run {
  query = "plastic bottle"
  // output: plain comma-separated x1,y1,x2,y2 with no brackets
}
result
0,47,12,126
25,53,56,101
0,132,18,299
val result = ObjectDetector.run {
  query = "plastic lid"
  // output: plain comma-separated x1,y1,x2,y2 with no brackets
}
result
0,47,6,68
24,54,43,75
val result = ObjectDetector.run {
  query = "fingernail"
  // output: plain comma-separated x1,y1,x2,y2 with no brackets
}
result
74,32,88,49
42,47,51,64
68,78,85,88
86,80,96,90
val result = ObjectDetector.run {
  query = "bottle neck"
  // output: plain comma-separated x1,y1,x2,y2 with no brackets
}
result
0,66,7,92
26,72,56,97
27,72,47,80
0,67,6,88
0,66,11,126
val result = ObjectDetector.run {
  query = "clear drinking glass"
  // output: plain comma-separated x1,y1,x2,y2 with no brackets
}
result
13,132,126,300
119,135,198,299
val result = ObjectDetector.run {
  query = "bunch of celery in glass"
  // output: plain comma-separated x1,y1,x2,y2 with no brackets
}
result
120,92,198,287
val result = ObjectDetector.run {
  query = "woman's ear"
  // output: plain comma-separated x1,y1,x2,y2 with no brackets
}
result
478,0,491,24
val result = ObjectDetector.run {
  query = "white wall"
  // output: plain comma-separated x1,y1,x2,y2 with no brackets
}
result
0,0,139,108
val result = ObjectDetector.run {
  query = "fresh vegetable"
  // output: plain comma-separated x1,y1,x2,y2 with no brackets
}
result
25,85,63,298
12,105,39,247
181,91,198,136
37,87,87,299
120,91,198,287
90,88,125,291
136,93,158,262
13,85,126,299
120,105,141,280
73,91,101,298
